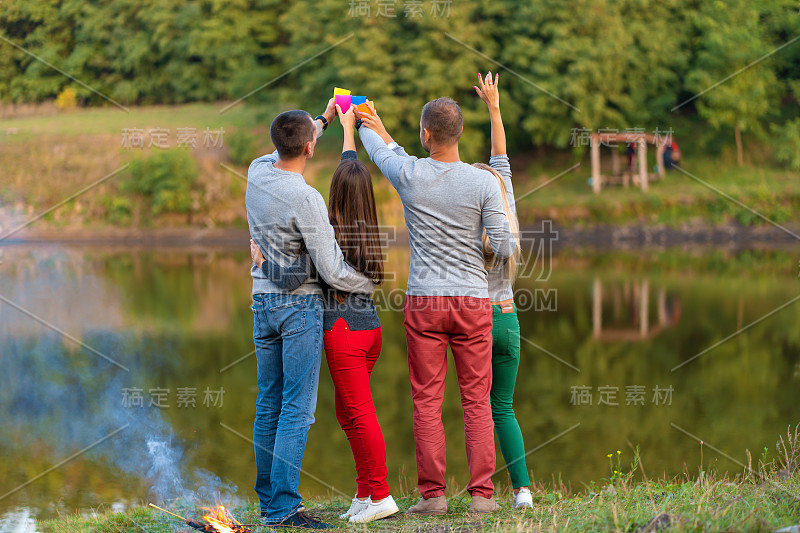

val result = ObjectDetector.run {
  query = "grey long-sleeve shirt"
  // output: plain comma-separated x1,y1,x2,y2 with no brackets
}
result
486,154,516,302
359,125,516,298
246,125,374,296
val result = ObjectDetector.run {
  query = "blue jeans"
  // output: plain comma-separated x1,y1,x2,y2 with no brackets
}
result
252,293,324,522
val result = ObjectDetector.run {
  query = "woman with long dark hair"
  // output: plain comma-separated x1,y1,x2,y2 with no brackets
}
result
250,104,398,524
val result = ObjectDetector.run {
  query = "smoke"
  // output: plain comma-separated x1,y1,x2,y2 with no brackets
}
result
0,248,240,513
1,333,240,508
146,439,186,501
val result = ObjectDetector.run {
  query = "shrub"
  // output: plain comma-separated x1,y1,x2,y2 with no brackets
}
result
55,88,77,110
122,149,200,218
227,129,258,167
771,119,800,171
103,196,133,225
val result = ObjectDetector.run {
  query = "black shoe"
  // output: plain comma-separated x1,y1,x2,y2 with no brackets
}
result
275,511,333,529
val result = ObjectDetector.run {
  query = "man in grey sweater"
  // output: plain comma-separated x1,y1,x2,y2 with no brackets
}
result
356,97,516,514
246,100,373,529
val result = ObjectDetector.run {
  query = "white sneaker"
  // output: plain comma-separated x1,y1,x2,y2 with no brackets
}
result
512,487,533,509
339,496,369,520
349,495,399,523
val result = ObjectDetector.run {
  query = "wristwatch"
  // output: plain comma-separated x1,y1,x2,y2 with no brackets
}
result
315,115,328,131
386,141,399,150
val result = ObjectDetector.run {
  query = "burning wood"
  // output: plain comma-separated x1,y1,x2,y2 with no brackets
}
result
195,505,252,533
149,503,252,533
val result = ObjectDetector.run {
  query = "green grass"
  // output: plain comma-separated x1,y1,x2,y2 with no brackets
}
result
40,475,800,532
41,425,800,532
0,103,255,145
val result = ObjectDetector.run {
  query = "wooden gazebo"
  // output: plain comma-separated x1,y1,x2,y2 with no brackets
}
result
590,132,669,193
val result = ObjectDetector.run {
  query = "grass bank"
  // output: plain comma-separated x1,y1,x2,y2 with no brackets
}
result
2,104,800,235
42,427,800,532
40,475,800,532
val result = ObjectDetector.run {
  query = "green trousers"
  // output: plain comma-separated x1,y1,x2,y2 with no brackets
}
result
490,304,531,488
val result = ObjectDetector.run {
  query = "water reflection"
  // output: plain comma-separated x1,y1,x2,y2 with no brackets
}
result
592,278,681,341
0,244,798,525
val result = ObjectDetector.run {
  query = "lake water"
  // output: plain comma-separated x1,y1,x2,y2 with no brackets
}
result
1,242,799,529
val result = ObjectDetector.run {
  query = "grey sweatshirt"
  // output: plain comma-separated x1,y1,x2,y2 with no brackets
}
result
257,149,381,331
359,125,516,298
261,252,380,331
246,125,374,296
486,154,516,302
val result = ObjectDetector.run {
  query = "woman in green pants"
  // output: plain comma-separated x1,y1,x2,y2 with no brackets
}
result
472,71,532,509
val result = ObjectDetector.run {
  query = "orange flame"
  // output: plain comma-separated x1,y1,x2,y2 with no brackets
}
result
200,505,246,533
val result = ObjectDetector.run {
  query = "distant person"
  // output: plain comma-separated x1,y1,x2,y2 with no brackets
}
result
250,104,399,524
246,99,375,529
663,139,680,170
626,141,637,174
355,91,516,514
472,71,531,509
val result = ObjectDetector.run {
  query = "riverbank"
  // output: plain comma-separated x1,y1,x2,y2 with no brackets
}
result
3,104,800,235
3,220,798,249
41,463,800,532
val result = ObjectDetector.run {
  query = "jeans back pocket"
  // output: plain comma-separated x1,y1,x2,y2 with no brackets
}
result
269,298,308,336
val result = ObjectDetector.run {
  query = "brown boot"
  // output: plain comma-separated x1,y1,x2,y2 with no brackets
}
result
469,495,499,514
406,495,447,515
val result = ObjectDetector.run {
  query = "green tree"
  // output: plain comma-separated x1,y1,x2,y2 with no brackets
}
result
488,0,689,148
0,0,289,105
684,0,790,166
253,0,690,158
2,0,799,166
771,118,800,170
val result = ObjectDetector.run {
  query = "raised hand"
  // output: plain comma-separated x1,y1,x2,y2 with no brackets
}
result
474,71,500,110
337,103,356,130
355,102,394,144
322,97,337,124
337,104,357,153
474,71,505,155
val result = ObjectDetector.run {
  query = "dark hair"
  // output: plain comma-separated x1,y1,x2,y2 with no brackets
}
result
270,110,315,158
328,160,384,285
420,97,463,146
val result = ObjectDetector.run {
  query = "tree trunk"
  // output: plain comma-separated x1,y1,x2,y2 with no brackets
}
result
735,124,744,166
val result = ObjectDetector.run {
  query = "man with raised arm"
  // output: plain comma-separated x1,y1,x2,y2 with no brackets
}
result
355,97,516,515
246,98,374,530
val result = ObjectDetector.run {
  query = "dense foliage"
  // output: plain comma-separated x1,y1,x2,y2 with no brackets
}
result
2,0,800,158
122,149,200,220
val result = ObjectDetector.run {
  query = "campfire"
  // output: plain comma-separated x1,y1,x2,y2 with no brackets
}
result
149,502,253,532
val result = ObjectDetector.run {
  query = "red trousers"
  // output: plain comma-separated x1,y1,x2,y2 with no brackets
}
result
404,296,496,499
324,318,390,500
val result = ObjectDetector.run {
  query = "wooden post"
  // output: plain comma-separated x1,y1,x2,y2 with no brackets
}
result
611,146,620,178
591,135,601,194
639,279,649,337
656,142,665,179
638,138,648,192
593,278,602,339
